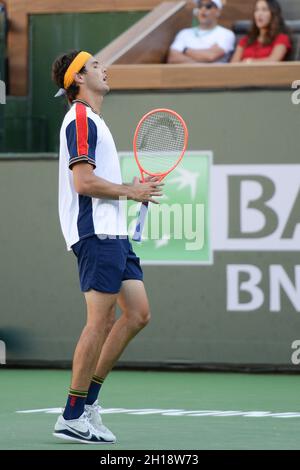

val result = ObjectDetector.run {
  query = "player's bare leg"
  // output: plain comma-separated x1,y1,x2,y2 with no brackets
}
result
93,280,151,379
71,289,117,390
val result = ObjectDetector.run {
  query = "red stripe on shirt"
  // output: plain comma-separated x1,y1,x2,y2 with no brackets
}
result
75,103,89,156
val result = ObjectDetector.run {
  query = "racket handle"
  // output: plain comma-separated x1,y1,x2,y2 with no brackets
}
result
132,202,149,242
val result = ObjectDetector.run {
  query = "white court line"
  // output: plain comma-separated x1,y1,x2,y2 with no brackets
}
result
16,407,300,419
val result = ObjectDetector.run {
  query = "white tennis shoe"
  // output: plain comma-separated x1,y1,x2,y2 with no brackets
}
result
53,411,115,444
85,400,117,443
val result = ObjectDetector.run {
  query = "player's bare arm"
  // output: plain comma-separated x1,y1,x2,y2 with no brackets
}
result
72,161,164,204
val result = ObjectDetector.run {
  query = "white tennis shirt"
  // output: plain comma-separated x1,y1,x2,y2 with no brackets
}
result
170,26,236,63
58,100,127,250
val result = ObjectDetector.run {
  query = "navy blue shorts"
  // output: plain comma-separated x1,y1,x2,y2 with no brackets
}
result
71,235,143,294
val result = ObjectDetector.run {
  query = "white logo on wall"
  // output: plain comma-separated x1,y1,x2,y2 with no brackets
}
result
212,165,300,251
291,340,300,365
227,265,300,312
212,165,300,312
291,80,300,105
0,340,6,364
0,80,6,104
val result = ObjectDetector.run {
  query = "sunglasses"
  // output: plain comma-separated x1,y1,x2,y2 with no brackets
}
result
198,2,216,9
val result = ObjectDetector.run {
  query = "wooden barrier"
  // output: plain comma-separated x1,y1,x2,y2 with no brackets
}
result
106,62,300,89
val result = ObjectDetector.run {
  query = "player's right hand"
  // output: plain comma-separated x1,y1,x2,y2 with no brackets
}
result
130,176,164,204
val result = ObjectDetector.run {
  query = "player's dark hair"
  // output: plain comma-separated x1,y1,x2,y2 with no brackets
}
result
52,50,87,103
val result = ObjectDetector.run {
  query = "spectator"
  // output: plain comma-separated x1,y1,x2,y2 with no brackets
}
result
167,0,235,64
0,1,8,37
231,0,291,63
0,1,6,11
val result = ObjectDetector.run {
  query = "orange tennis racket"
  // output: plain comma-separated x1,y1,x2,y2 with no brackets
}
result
132,108,188,242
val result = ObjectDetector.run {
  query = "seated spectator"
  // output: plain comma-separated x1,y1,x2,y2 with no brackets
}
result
231,0,291,63
167,0,235,64
0,1,7,36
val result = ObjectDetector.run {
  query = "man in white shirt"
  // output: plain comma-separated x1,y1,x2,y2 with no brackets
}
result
51,50,163,444
168,0,235,64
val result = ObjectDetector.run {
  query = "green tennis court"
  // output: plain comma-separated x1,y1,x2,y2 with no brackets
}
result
1,369,299,450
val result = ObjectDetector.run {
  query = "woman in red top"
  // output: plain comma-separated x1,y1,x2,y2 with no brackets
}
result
231,0,291,63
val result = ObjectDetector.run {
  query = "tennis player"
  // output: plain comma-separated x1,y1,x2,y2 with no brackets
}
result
51,50,163,444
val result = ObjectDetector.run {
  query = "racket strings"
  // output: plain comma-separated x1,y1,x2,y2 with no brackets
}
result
136,111,186,174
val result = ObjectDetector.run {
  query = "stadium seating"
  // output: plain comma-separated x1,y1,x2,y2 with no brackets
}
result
233,19,300,61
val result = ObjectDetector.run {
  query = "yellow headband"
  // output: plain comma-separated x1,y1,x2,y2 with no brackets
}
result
63,51,92,90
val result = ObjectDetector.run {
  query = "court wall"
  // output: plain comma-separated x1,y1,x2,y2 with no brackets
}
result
0,88,299,370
